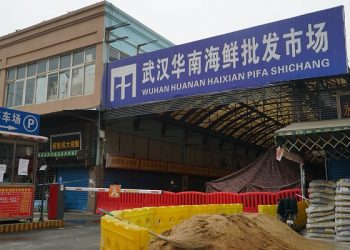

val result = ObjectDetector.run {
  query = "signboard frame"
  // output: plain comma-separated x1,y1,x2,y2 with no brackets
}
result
50,132,82,152
0,186,35,221
103,6,348,109
0,107,40,135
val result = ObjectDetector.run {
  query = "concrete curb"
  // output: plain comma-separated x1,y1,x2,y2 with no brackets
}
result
0,220,64,233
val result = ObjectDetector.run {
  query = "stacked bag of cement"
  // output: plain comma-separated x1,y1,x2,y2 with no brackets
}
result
335,178,350,242
306,180,336,240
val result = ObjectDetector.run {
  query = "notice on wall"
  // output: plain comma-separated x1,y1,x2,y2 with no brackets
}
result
18,159,29,176
0,186,34,220
0,164,7,182
0,164,6,173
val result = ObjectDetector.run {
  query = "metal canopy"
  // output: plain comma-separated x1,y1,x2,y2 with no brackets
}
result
102,74,350,165
0,130,48,143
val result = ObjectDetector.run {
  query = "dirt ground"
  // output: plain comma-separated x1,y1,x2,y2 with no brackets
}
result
149,213,349,250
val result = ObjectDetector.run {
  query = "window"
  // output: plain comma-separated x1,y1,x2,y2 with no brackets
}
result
7,68,16,81
0,142,14,184
27,64,37,77
49,57,59,71
6,84,14,107
60,54,71,69
71,67,83,96
73,50,84,65
14,80,24,106
47,73,58,101
85,47,96,62
36,76,46,103
24,78,35,105
17,67,26,79
84,64,95,94
5,46,96,107
13,144,35,184
37,60,47,74
59,70,70,99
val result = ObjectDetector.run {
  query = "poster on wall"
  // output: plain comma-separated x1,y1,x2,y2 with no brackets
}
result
18,159,29,175
0,164,6,182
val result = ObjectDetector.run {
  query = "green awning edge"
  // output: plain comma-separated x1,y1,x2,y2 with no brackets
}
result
276,125,350,137
38,150,79,158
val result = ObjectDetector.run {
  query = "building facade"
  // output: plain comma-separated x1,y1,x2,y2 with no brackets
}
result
0,1,174,212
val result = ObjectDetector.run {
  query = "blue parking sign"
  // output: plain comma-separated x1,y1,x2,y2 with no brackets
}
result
0,107,40,135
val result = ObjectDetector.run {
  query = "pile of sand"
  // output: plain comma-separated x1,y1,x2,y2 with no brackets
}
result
149,213,348,250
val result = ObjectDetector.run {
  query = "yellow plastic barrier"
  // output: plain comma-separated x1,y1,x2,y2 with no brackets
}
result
258,201,308,229
258,204,277,216
294,200,308,228
100,203,243,250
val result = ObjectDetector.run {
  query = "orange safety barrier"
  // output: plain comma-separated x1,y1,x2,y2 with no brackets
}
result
176,191,207,205
206,192,241,204
240,192,277,212
276,188,302,201
96,192,120,213
118,193,146,210
95,188,301,214
160,191,177,205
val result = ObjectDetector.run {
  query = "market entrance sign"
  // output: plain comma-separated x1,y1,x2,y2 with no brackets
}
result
104,6,348,108
0,107,40,135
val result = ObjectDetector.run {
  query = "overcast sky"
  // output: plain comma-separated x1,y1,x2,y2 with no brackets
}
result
0,0,349,60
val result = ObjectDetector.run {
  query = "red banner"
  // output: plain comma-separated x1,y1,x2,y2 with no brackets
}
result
0,186,34,220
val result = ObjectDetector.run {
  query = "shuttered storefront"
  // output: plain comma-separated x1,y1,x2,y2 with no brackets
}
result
328,159,350,180
56,168,89,211
103,168,177,191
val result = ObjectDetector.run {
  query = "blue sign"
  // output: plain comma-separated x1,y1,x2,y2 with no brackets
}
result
104,6,348,108
0,107,40,135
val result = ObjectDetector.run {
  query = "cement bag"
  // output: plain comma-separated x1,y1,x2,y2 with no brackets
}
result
335,201,350,207
306,222,336,229
335,213,350,220
307,228,335,234
307,214,335,223
337,179,350,188
336,226,350,232
335,195,350,201
309,193,335,200
308,211,335,218
310,197,335,205
307,233,335,239
335,220,350,227
336,231,350,236
306,205,334,214
335,236,350,242
308,187,336,195
336,207,350,213
310,180,336,189
336,186,350,194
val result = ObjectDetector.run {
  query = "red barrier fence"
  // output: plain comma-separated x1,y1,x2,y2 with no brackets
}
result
96,188,301,213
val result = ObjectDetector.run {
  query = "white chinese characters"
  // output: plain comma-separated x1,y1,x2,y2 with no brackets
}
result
141,21,329,84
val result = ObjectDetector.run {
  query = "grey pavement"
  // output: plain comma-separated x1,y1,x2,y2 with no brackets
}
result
0,212,102,250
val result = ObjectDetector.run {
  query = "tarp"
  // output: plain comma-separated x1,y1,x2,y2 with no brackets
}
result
206,149,303,193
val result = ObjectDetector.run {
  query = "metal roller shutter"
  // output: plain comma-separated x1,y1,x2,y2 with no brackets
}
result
103,169,175,191
328,159,350,180
56,168,89,211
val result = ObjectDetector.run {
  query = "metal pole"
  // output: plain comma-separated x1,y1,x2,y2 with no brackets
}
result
38,165,47,222
39,172,45,222
300,163,305,200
